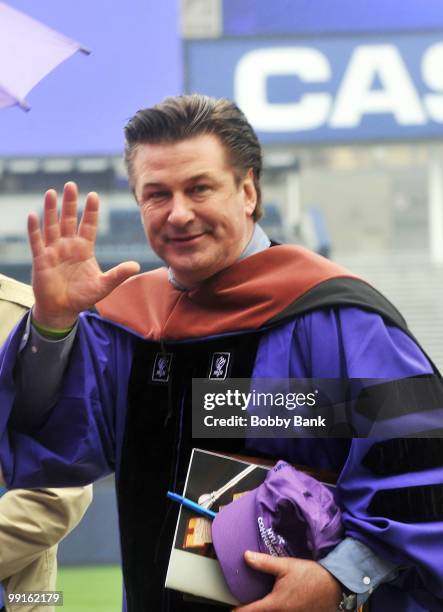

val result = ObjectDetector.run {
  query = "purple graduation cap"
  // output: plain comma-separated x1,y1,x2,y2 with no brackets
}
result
212,461,343,604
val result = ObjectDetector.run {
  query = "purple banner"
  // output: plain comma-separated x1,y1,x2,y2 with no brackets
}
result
0,0,182,156
223,0,443,36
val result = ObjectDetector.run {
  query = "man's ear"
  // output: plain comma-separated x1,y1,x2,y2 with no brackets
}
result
243,168,257,217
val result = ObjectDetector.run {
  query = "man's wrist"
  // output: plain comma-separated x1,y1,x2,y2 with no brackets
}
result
32,306,78,334
31,319,75,339
337,586,358,611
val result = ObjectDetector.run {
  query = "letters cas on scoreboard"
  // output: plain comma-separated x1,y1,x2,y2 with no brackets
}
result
186,33,443,144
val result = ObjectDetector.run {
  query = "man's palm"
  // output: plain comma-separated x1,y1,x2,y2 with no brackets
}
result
29,182,140,328
33,237,106,318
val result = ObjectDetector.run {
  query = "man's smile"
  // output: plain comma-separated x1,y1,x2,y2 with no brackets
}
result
166,232,207,245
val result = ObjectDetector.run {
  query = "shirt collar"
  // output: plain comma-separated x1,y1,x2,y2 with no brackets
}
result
238,222,271,260
168,223,271,291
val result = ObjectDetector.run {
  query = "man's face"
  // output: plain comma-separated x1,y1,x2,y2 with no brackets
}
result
132,134,257,287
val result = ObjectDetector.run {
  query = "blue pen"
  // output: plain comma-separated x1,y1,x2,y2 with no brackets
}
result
167,491,217,519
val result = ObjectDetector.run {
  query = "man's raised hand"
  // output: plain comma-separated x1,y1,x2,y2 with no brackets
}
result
29,182,140,329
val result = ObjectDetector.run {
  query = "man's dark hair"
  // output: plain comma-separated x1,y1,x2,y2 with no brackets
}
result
124,94,263,220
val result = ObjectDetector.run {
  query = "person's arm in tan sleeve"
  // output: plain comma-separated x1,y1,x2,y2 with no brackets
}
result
3,545,58,612
0,486,92,580
0,276,94,608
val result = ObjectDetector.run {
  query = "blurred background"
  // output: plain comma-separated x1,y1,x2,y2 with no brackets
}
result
1,0,443,609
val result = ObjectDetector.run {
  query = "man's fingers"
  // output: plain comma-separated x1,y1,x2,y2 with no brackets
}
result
243,551,289,577
60,181,79,237
101,261,141,295
27,213,45,258
233,553,295,612
78,192,99,243
43,189,60,246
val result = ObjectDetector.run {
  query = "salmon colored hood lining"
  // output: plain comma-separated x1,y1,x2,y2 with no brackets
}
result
96,245,359,341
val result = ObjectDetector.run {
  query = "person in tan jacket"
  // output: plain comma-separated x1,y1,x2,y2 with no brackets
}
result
0,273,92,612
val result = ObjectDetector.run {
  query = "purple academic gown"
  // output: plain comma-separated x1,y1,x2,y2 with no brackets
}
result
0,306,442,611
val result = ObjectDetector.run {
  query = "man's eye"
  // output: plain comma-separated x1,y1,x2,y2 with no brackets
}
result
190,184,210,195
148,191,169,201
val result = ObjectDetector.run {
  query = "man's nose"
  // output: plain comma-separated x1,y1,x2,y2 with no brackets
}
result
167,193,195,226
